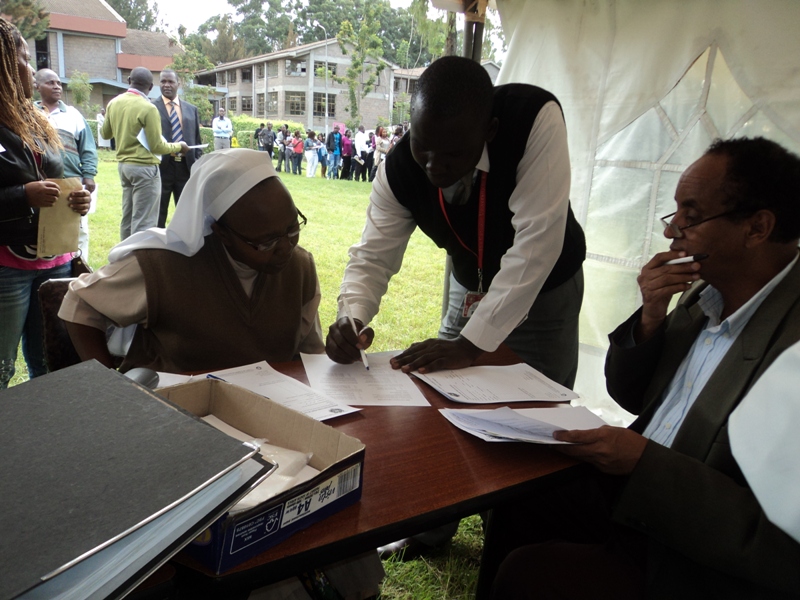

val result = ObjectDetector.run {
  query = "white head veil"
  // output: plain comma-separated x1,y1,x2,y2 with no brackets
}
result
108,148,278,263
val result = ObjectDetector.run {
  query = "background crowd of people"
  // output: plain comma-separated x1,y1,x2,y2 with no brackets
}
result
266,121,407,182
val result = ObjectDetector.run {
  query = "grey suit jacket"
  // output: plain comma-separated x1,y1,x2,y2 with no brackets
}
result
152,97,202,170
605,258,800,599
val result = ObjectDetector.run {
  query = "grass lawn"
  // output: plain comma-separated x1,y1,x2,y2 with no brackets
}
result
11,152,484,599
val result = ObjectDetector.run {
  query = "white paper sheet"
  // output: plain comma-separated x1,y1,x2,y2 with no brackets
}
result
155,372,195,388
440,406,606,444
414,363,579,404
207,361,360,421
730,340,800,544
301,351,430,407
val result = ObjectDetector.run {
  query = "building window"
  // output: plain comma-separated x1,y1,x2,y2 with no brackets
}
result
35,37,49,70
242,67,252,83
314,61,336,79
267,61,278,77
217,72,226,86
229,97,237,113
408,80,417,95
313,92,336,118
257,64,265,79
242,96,253,112
285,91,305,115
285,59,307,77
267,92,278,115
219,99,226,111
257,93,265,117
229,69,237,84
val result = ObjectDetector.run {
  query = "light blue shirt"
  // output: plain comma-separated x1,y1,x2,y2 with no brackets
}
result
212,116,232,138
643,254,798,447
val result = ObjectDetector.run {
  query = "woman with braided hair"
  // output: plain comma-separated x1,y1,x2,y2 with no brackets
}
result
0,18,91,388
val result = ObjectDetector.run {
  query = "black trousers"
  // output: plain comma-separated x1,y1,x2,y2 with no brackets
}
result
157,156,190,228
353,151,368,181
340,156,352,180
478,470,646,600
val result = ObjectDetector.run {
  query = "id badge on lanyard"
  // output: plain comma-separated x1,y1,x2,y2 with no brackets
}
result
438,172,488,319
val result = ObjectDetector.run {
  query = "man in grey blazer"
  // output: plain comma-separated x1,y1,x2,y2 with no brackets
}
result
483,137,800,600
153,69,203,228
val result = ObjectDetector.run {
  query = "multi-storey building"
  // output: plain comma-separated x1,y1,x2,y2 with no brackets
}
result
30,0,182,111
195,39,401,132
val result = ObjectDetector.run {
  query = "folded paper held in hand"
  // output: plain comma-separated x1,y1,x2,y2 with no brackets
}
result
37,177,82,257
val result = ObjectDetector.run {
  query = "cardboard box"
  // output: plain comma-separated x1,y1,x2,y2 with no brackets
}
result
160,378,365,574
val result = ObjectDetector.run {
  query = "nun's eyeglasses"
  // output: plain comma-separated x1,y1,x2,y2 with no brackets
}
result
226,210,307,252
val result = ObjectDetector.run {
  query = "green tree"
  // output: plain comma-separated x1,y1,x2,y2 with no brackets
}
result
66,71,92,116
184,15,246,65
392,92,410,125
407,0,447,64
105,0,160,31
1,0,49,39
294,0,357,44
167,48,213,84
182,84,214,124
336,2,385,125
227,0,294,57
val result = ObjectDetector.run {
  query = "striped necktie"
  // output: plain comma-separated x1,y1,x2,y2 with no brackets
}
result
169,101,183,143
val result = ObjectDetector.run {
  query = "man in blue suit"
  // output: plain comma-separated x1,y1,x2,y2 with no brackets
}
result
153,69,203,228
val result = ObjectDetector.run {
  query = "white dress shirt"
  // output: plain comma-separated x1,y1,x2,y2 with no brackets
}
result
339,101,571,352
354,130,369,155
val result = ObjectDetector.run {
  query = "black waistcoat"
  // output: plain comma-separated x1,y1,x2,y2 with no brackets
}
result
385,84,585,293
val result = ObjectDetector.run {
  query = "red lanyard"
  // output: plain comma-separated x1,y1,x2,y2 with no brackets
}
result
438,171,487,292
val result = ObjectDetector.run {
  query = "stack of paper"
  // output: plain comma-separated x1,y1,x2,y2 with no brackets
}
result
414,363,579,404
440,406,606,443
301,351,430,407
205,361,360,420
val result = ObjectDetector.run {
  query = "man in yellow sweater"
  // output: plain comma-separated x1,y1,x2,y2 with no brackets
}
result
102,67,188,240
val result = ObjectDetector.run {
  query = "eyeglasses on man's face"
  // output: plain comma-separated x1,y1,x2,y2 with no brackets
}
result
659,208,747,238
227,210,307,252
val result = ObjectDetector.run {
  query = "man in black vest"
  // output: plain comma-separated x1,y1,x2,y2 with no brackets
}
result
325,56,585,389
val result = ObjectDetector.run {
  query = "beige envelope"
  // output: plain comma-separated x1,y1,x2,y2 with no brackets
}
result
37,177,82,257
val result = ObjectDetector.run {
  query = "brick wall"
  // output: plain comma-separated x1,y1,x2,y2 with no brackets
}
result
63,34,117,79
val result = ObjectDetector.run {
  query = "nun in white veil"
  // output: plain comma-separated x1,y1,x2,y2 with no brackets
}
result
110,148,277,262
59,148,324,368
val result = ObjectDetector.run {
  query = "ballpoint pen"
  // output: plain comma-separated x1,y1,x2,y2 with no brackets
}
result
341,296,370,370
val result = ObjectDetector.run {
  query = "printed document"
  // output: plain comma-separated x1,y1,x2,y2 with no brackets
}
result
440,406,606,443
205,361,360,421
301,351,430,407
414,363,579,403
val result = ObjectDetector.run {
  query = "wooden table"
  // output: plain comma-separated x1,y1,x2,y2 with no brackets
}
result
176,350,583,595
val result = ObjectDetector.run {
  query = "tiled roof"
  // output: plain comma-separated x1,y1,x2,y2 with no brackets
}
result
121,29,182,56
198,38,336,73
394,67,426,77
39,0,123,22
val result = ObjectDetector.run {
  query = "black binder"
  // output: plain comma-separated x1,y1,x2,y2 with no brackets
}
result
0,361,273,599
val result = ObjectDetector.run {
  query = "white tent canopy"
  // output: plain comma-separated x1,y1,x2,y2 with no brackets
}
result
494,0,800,419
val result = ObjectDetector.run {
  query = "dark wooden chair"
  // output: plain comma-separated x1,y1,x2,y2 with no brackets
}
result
38,277,82,372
